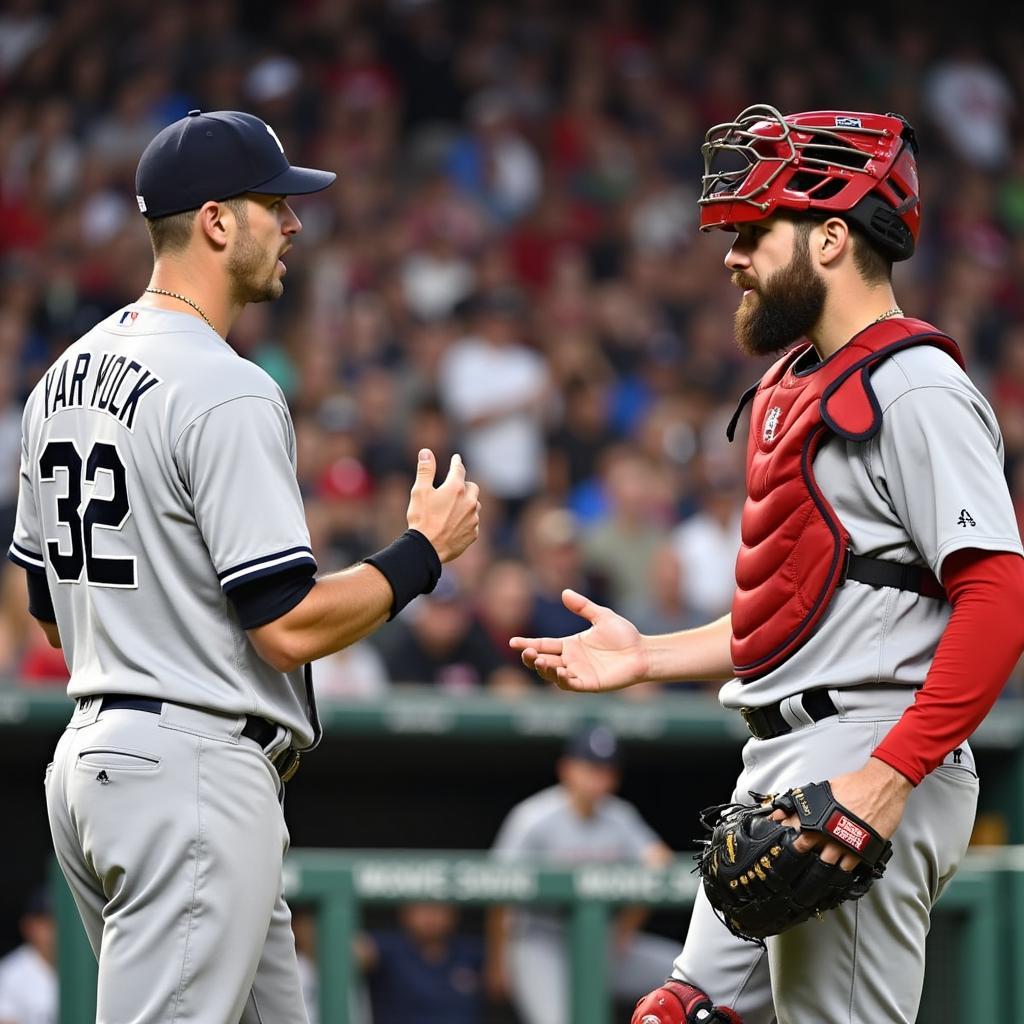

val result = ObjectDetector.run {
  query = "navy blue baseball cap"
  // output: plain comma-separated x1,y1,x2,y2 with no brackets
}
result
135,109,336,219
564,723,620,765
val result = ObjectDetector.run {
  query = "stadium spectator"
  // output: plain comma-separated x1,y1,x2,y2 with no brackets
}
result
0,0,1021,705
438,285,553,533
357,902,484,1024
380,568,523,691
0,885,55,1024
579,445,673,610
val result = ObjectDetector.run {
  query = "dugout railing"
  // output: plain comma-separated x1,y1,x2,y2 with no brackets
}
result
52,846,1024,1024
9,686,1024,842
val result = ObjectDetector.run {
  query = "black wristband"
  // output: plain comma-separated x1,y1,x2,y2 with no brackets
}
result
364,529,442,620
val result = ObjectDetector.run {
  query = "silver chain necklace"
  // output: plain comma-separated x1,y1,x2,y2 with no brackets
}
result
144,288,217,333
872,306,903,324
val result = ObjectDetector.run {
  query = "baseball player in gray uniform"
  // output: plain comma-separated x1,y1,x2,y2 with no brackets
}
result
9,109,480,1024
486,724,679,1024
510,105,1024,1024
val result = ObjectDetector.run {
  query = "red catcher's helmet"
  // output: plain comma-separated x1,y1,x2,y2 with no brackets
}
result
699,104,921,261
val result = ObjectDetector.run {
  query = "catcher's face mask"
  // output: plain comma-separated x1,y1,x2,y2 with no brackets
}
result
698,104,921,260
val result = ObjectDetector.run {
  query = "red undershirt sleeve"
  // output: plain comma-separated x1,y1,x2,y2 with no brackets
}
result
872,548,1024,785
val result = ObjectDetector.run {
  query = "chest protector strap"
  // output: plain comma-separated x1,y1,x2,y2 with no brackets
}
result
728,318,964,680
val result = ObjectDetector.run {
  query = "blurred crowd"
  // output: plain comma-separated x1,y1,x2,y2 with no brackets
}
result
1,0,1023,694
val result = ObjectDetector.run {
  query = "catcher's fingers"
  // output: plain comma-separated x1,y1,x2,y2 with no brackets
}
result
770,809,823,855
819,840,861,871
770,809,860,867
509,635,565,655
520,647,563,671
551,665,574,690
531,655,579,691
520,648,564,685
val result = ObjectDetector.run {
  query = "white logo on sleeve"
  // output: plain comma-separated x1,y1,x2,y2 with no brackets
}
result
264,122,285,153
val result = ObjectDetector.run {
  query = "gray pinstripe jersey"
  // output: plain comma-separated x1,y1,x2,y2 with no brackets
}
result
10,305,318,745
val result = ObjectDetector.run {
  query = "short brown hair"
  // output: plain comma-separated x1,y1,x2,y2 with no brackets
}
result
847,222,893,285
791,214,892,285
144,196,249,256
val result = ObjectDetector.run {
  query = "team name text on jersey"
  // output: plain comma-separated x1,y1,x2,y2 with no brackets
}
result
43,352,162,430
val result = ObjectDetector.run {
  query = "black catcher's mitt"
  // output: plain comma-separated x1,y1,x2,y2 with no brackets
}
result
696,781,894,944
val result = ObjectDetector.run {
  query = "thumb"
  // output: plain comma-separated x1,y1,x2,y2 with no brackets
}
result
412,448,436,489
561,588,605,624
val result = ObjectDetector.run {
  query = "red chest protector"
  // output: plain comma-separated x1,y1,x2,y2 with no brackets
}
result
726,317,964,680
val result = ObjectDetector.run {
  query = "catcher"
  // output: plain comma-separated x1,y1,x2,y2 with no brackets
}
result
512,104,1024,1024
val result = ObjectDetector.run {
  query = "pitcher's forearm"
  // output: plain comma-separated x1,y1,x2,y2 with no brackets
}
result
248,565,392,671
641,614,735,683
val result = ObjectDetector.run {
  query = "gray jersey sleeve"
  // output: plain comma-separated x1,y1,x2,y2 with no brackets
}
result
605,797,662,858
491,803,537,862
173,396,316,597
9,407,46,575
875,383,1023,580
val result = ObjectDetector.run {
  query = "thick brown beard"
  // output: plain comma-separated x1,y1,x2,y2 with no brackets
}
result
227,222,283,306
733,233,827,357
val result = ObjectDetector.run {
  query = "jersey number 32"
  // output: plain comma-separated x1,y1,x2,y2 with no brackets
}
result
39,440,136,588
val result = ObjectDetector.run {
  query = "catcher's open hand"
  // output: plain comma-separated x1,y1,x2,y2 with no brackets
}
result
509,589,649,692
697,781,893,944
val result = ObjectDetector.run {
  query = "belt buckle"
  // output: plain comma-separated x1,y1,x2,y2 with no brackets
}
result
838,547,852,585
275,748,301,783
739,707,758,734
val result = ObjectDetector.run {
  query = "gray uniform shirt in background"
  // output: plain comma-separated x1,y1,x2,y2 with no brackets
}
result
720,344,1024,709
10,305,318,746
492,784,661,935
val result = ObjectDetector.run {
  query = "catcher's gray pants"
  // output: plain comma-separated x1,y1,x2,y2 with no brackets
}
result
45,698,309,1024
507,924,680,1024
673,686,978,1024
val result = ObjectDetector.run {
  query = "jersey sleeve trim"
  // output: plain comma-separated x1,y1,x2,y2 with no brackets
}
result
218,546,317,592
934,534,1024,580
8,541,46,573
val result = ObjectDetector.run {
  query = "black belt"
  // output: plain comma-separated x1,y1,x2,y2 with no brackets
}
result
93,696,300,782
739,688,838,740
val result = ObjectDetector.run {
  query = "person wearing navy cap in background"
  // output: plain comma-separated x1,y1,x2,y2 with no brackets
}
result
12,109,480,1023
0,885,55,1024
484,723,679,1024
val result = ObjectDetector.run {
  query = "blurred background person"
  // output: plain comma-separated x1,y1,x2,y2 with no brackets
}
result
0,885,55,1024
380,568,523,692
669,466,744,621
485,723,678,1024
579,445,674,611
356,902,483,1024
518,501,612,639
438,285,553,543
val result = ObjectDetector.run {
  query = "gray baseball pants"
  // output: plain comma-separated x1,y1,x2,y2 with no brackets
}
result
45,698,309,1024
673,687,979,1024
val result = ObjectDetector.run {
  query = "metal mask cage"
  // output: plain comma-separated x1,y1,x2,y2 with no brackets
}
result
699,104,893,213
